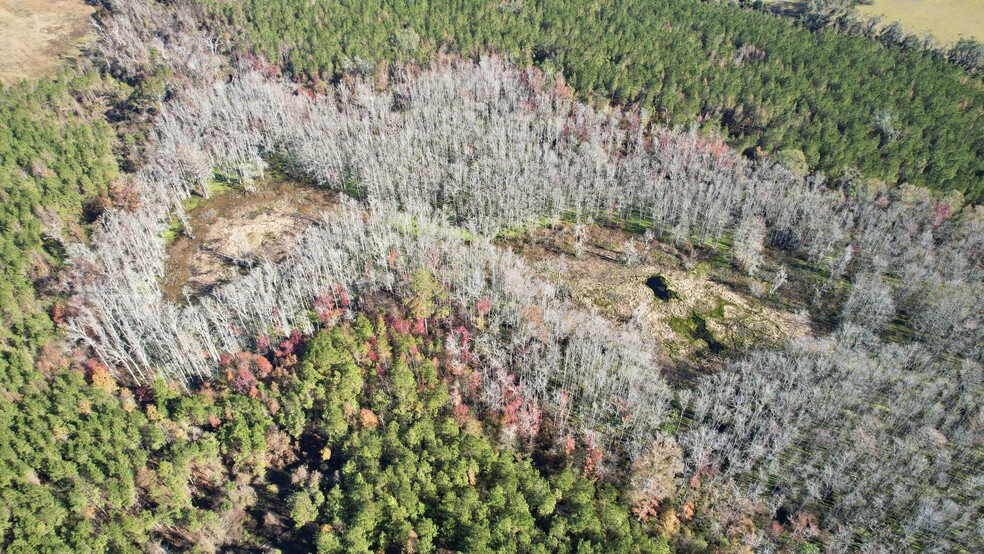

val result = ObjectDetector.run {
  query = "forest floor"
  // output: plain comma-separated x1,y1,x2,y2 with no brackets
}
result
162,178,336,302
0,0,94,84
507,225,812,381
857,0,983,43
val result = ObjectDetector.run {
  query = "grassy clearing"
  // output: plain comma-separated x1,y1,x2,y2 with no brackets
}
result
505,223,812,379
0,0,94,84
162,180,237,247
857,0,983,43
161,177,336,301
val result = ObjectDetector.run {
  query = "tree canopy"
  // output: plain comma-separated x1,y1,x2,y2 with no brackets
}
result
198,0,984,201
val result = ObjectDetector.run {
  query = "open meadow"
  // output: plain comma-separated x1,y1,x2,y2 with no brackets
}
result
857,0,982,43
0,0,93,83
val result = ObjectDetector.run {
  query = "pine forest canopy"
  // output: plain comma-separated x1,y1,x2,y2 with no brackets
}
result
196,0,984,202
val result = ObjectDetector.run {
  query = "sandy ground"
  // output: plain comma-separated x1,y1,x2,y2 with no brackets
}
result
163,179,336,302
0,0,94,84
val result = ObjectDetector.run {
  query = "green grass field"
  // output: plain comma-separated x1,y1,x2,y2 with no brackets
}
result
857,0,982,43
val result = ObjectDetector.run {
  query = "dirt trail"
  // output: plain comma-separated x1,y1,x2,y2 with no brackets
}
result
163,179,336,302
0,0,94,84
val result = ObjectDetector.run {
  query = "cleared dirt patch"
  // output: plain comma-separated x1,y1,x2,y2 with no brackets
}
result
163,178,336,302
0,0,94,84
508,225,811,379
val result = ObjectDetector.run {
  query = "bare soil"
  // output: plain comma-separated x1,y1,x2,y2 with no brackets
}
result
508,225,811,380
162,178,336,302
0,0,94,84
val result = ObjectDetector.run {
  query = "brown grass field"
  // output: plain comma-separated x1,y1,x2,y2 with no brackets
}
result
0,0,94,84
856,0,982,44
162,178,337,301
